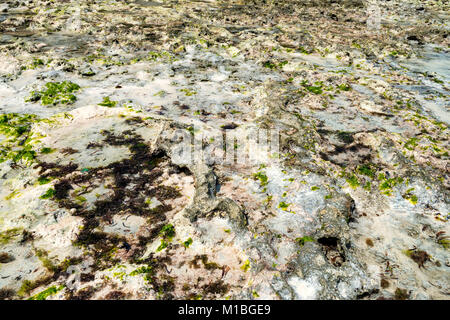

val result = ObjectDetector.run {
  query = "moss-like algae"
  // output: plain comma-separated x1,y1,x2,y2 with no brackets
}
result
26,81,80,106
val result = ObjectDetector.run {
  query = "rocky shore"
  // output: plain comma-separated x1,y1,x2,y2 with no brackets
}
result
0,0,448,300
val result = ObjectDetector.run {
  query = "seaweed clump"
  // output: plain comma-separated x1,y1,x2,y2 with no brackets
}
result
405,248,431,269
202,280,230,296
189,254,221,270
26,81,80,105
0,288,15,300
0,252,14,263
0,113,39,164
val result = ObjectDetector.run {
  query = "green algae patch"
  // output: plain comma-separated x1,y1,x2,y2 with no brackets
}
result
98,97,118,107
0,228,22,245
128,265,155,282
159,224,175,239
346,174,360,189
28,285,64,300
156,239,169,252
240,259,251,272
34,249,59,272
305,85,323,94
5,190,21,200
402,188,418,205
337,83,352,91
22,58,45,70
37,177,52,185
378,174,404,196
357,164,375,179
129,265,153,277
39,188,55,200
436,232,450,250
404,138,419,150
129,265,155,282
253,171,268,187
183,237,193,249
263,60,288,70
18,280,36,297
180,88,197,96
5,146,36,164
295,236,315,246
0,113,38,137
301,80,324,95
156,224,176,252
26,81,80,106
0,113,41,164
40,147,54,154
148,51,175,62
278,201,290,211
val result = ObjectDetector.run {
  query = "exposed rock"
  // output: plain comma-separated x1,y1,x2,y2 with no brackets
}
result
0,0,448,300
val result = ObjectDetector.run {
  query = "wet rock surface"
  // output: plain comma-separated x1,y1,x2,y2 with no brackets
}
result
0,0,449,300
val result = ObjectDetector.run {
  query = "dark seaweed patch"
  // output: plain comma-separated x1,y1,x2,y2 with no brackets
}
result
0,288,15,300
202,280,229,295
66,286,96,300
34,162,79,179
189,254,221,270
53,180,73,200
103,290,126,300
36,129,190,273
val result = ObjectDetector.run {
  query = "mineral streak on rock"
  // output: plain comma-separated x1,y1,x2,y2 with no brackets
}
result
0,0,449,300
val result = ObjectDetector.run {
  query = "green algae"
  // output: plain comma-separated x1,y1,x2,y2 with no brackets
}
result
404,137,419,150
278,201,290,211
263,60,287,70
22,58,45,70
159,224,175,239
37,176,52,185
377,173,404,196
346,174,360,189
305,85,323,95
0,113,40,164
40,147,54,154
436,232,450,250
129,265,154,282
4,190,21,200
39,188,55,200
26,81,80,106
98,97,118,107
402,188,418,205
0,228,22,245
183,237,193,248
240,259,250,272
148,51,175,62
180,88,197,96
253,171,268,187
156,224,176,252
301,80,324,95
28,285,64,300
295,236,315,246
357,164,375,179
34,249,58,272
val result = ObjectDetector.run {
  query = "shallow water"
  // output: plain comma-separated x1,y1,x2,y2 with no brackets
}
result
398,47,450,124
